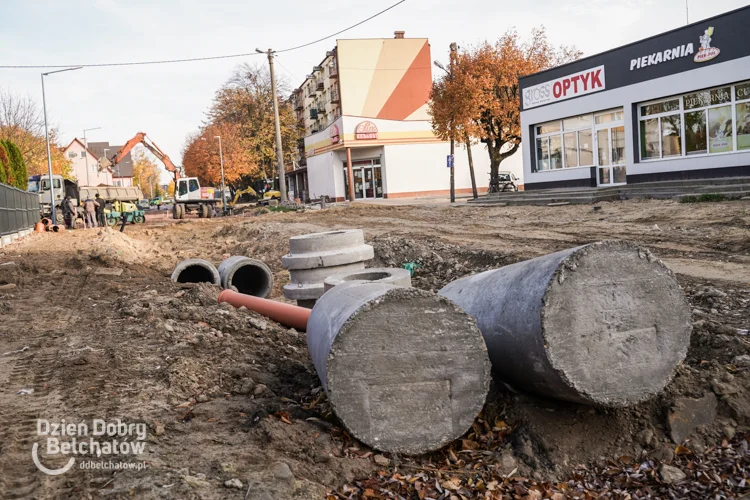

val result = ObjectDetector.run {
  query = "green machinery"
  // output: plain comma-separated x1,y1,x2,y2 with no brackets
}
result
104,200,146,226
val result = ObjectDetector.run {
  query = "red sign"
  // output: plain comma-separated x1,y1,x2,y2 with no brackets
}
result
355,121,378,140
330,124,340,144
523,66,605,109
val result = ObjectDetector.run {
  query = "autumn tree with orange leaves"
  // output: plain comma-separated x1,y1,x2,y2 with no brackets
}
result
429,28,582,191
182,63,298,191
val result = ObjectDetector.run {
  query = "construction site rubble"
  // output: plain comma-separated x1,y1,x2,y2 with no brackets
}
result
0,200,747,499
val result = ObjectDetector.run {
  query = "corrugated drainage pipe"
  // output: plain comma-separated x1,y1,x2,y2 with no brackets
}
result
306,280,490,455
218,290,310,331
218,256,274,298
439,241,692,407
171,258,220,285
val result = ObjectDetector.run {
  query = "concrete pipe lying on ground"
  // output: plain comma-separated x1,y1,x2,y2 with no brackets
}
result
282,229,374,308
323,267,412,293
218,256,274,298
171,258,221,285
50,225,64,233
440,241,691,407
307,281,491,455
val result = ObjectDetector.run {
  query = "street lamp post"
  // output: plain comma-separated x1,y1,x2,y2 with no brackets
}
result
215,135,226,214
103,149,110,184
42,66,82,223
83,126,101,186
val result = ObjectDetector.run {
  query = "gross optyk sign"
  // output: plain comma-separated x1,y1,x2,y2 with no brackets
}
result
522,66,605,110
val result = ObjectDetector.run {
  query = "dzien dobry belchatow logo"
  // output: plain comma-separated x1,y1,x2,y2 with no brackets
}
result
32,418,147,476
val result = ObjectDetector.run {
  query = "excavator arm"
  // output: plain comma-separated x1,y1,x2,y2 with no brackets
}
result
110,132,183,181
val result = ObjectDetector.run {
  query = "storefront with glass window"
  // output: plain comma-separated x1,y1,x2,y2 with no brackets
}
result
519,5,750,190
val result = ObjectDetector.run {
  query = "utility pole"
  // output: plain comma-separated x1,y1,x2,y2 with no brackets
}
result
257,48,287,203
686,0,689,24
449,42,457,203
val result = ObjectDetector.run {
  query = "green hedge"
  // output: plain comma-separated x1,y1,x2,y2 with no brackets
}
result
0,142,7,185
0,140,28,190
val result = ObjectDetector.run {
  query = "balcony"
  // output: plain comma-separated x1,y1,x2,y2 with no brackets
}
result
294,101,304,111
316,102,325,113
331,90,340,104
307,87,316,98
329,64,338,78
316,80,324,91
309,108,318,119
311,126,319,134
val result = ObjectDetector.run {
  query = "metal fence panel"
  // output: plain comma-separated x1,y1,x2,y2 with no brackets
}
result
0,183,39,237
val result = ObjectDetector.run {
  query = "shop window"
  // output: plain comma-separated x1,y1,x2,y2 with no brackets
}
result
640,118,660,159
533,112,600,172
639,81,750,160
595,109,624,124
549,135,562,169
536,138,550,171
564,132,578,168
708,106,733,154
661,115,682,157
685,110,707,155
578,130,593,165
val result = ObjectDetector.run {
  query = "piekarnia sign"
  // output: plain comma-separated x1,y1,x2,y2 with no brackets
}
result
522,66,605,110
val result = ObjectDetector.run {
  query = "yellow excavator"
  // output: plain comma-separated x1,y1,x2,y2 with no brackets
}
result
223,186,260,214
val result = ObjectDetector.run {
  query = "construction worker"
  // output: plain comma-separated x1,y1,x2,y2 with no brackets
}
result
83,196,99,229
95,193,106,227
62,196,76,230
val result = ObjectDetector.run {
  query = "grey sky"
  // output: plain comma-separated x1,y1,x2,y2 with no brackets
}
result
1,0,747,182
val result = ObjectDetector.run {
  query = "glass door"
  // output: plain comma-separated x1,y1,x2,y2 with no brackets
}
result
364,168,374,198
596,125,627,186
597,129,611,185
353,169,364,199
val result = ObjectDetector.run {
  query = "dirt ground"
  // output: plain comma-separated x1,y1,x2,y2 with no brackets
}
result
0,198,748,499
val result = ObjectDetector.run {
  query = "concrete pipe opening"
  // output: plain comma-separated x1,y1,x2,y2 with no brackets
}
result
218,256,274,298
440,241,692,407
307,281,490,455
323,267,412,293
171,259,220,285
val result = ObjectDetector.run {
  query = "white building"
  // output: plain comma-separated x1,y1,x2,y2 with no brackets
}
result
63,138,112,186
290,33,522,201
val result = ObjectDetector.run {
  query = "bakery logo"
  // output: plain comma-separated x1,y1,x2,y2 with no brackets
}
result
330,124,340,144
694,27,720,63
32,418,148,476
354,121,378,140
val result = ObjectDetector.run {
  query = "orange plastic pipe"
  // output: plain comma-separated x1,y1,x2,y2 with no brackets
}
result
218,290,311,331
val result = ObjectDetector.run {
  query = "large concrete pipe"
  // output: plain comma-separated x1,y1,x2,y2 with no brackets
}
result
218,290,311,331
218,256,274,298
171,258,220,285
440,241,691,407
282,229,374,308
322,267,412,293
307,281,491,455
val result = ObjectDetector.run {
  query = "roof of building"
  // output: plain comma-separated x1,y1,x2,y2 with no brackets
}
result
87,141,134,178
63,138,99,160
519,4,750,84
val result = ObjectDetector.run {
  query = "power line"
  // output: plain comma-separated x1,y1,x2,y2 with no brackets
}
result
0,0,407,69
275,0,406,54
273,55,304,85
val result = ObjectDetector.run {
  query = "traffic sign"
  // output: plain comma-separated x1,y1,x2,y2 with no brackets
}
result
447,155,454,168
